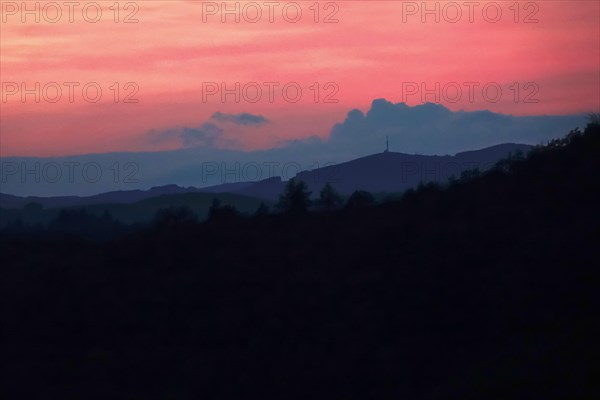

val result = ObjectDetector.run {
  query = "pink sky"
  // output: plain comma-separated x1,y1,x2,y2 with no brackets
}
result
1,0,598,157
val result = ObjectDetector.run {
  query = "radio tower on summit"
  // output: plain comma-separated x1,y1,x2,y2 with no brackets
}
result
384,136,390,153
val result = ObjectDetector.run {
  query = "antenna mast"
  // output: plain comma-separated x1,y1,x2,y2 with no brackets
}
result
385,136,389,153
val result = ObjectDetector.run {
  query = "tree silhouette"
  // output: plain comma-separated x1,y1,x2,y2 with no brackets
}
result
254,202,270,216
459,168,481,182
154,206,197,228
276,178,312,215
46,208,124,240
587,112,600,127
345,190,375,209
207,198,239,222
315,183,343,211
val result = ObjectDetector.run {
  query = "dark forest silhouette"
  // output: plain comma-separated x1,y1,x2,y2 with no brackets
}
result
1,117,599,399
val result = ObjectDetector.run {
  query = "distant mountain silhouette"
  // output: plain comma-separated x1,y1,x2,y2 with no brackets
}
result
209,143,532,200
0,143,531,207
297,143,533,197
0,184,201,209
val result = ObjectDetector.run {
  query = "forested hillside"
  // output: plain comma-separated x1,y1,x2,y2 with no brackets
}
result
1,120,599,399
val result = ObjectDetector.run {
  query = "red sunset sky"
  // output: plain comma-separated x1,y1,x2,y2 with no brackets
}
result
1,0,599,157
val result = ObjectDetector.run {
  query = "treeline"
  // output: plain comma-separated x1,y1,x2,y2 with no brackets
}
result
0,150,542,239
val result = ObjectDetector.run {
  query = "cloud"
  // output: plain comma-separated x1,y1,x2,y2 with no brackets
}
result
181,123,223,147
325,99,587,155
147,122,223,148
211,112,269,126
147,111,269,149
147,99,586,157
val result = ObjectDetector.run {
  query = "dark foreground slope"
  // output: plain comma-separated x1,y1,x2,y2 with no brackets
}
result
1,123,599,399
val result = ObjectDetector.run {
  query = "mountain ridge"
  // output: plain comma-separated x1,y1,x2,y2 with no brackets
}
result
1,143,532,208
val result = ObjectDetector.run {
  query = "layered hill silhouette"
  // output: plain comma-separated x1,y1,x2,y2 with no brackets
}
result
1,120,598,399
1,142,531,211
